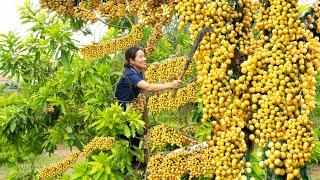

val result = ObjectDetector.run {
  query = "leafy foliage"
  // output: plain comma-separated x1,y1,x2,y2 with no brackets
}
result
310,128,320,163
0,0,78,85
90,103,144,138
148,28,191,63
248,148,265,180
194,122,213,142
65,140,139,180
0,16,126,177
70,152,123,180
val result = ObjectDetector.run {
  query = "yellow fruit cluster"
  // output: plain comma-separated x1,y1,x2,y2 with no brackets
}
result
73,1,98,22
38,137,115,179
40,0,76,17
146,0,318,178
148,82,196,114
147,124,197,149
125,1,145,19
260,117,314,177
244,1,318,177
39,151,80,180
314,1,320,33
130,94,146,113
98,1,126,21
183,124,198,134
145,22,164,55
44,0,134,22
81,136,115,157
40,0,173,59
145,56,192,83
40,0,98,22
183,0,258,131
80,24,142,60
147,128,247,179
40,0,174,26
138,0,175,27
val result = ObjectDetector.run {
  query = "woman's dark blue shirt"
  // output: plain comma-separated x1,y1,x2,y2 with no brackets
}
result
115,67,143,102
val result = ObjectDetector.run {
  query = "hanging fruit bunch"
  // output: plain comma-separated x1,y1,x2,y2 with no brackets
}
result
139,0,176,54
147,82,196,114
73,0,99,22
81,136,115,157
38,137,115,179
138,0,175,27
40,0,174,25
40,0,76,17
146,124,197,150
147,127,247,179
39,151,81,180
40,0,176,56
98,0,127,21
147,0,319,179
145,21,164,55
145,56,193,83
311,1,320,33
130,94,146,113
79,24,143,60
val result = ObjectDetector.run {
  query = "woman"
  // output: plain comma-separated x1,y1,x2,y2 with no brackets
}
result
115,46,182,107
115,46,181,169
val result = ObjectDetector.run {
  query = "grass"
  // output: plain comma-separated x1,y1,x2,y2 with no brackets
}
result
0,144,72,179
311,76,320,122
0,156,64,179
310,164,320,180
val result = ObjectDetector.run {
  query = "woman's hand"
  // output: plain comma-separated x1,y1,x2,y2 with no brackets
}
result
170,80,182,89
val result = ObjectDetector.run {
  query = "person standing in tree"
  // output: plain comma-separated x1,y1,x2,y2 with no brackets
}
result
115,46,182,169
115,46,182,108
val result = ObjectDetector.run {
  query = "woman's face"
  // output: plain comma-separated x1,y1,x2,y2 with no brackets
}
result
130,49,147,70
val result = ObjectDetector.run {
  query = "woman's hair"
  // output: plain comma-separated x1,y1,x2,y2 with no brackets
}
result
124,46,143,68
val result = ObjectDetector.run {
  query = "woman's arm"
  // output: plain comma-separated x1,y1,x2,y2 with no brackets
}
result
137,80,181,92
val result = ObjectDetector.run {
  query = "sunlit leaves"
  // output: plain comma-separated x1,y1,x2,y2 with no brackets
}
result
91,103,144,138
0,1,78,85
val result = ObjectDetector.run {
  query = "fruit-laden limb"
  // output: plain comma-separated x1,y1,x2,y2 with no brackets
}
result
177,27,212,81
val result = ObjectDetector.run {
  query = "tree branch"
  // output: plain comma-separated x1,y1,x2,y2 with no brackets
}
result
177,27,212,80
159,141,209,156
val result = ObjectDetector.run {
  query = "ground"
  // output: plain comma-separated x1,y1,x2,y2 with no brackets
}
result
310,164,320,180
0,144,73,179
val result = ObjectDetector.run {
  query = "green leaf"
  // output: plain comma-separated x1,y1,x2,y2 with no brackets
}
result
123,125,131,138
93,170,104,180
89,163,102,175
130,126,136,137
10,121,16,132
301,166,312,180
105,166,111,174
297,4,311,18
66,126,73,133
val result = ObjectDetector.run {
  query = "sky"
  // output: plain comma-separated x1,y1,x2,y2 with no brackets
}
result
0,0,28,35
0,0,318,46
0,0,106,46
